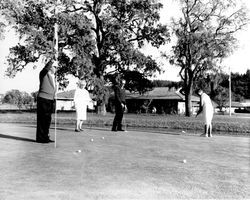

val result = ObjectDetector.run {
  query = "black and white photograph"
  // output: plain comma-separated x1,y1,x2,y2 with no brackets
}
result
0,0,249,199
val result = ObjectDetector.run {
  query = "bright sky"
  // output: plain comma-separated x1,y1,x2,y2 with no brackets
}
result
0,0,249,94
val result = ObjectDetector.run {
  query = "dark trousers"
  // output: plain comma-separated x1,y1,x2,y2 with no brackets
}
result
36,97,54,142
112,104,124,131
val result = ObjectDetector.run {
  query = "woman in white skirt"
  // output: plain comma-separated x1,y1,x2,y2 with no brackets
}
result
196,89,214,137
74,80,93,132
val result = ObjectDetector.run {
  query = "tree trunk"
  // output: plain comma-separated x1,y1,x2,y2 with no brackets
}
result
97,103,106,115
185,92,192,116
185,83,193,117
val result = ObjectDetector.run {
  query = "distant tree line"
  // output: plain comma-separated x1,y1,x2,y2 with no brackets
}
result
1,70,249,111
153,69,250,99
1,90,37,110
221,70,250,100
152,80,183,89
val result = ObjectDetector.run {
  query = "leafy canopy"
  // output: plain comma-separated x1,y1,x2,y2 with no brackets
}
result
168,0,249,116
1,0,170,97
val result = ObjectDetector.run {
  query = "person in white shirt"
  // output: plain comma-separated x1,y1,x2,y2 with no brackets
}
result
74,80,93,132
196,89,214,137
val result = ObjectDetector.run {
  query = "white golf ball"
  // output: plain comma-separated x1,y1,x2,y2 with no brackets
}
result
91,139,94,142
102,137,105,139
183,159,187,163
74,150,81,154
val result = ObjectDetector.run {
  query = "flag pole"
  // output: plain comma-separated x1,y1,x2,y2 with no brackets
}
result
229,66,232,117
54,1,59,148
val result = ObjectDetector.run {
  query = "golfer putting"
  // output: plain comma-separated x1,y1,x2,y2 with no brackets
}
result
111,76,127,132
196,89,214,137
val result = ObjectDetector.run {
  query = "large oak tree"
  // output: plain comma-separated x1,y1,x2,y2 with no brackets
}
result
0,0,170,113
169,0,249,116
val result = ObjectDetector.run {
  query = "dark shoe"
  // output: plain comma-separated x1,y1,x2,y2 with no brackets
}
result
47,139,54,143
111,129,117,132
75,129,80,132
36,140,49,143
79,128,84,131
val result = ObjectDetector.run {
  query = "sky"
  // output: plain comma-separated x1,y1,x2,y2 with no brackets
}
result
0,0,250,94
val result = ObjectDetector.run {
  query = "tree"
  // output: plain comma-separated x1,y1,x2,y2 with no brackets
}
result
123,71,154,94
152,80,183,89
220,70,250,100
1,0,96,80
231,70,250,99
213,85,229,111
244,69,250,99
0,20,6,40
1,0,170,114
3,89,32,109
194,69,224,100
31,91,38,103
0,0,7,40
3,90,21,105
21,92,33,109
195,70,248,110
169,0,249,116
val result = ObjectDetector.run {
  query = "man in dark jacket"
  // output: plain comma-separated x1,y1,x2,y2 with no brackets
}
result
36,60,57,143
111,77,126,132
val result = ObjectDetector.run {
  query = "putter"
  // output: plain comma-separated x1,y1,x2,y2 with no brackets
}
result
88,111,93,131
123,115,128,132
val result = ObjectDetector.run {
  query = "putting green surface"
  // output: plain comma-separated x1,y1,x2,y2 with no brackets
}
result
0,123,249,200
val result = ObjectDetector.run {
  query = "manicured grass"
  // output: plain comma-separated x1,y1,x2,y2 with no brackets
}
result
0,112,249,136
0,123,249,199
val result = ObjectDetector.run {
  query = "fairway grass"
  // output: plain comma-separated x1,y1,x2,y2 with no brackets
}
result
0,123,249,199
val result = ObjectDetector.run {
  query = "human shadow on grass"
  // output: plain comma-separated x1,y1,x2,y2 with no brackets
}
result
20,124,182,135
0,134,36,143
21,125,81,133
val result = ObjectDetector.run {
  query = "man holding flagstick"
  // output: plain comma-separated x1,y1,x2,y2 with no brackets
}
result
36,59,57,143
36,0,59,144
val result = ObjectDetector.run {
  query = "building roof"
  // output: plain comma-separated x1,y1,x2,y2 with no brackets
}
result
126,87,200,102
57,87,201,102
56,89,95,100
56,89,75,100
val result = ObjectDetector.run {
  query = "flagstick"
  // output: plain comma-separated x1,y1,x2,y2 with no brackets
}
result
229,66,232,117
54,4,59,148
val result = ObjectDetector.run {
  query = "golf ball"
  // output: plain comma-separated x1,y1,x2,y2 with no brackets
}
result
102,137,105,139
74,150,81,154
183,159,187,163
91,139,94,142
